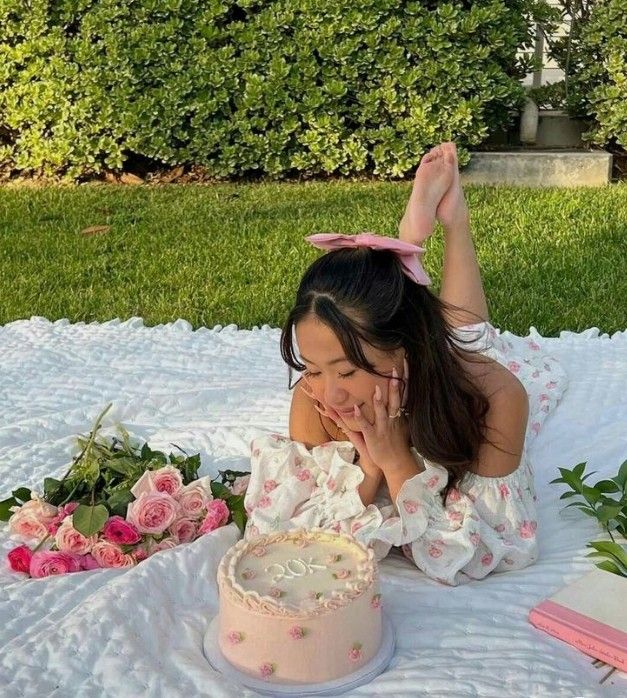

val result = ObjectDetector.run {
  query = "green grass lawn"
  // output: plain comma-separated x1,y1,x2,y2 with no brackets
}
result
1,182,626,336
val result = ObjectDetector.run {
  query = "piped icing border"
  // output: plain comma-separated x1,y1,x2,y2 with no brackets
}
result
217,527,377,618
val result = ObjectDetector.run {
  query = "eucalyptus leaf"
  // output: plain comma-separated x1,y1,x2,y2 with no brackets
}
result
73,504,109,537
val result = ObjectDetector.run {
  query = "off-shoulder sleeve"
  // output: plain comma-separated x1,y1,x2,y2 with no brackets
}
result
369,449,539,585
243,433,384,542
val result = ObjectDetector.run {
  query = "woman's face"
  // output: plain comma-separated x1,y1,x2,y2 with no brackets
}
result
295,315,406,430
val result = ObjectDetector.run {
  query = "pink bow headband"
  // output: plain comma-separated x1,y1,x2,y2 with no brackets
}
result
305,232,431,286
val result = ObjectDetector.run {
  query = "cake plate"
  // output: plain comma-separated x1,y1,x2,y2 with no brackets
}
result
203,612,395,697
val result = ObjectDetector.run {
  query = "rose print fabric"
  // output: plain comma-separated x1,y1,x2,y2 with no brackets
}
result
244,322,568,586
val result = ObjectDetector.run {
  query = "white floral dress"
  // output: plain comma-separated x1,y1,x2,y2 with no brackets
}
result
244,322,568,586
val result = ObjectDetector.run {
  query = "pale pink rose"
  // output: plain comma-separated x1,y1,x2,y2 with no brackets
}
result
263,479,278,494
507,361,521,373
130,469,157,498
402,499,419,514
80,553,101,570
428,544,442,558
126,491,179,535
103,516,141,545
498,484,510,499
55,517,98,555
446,488,461,504
332,568,351,579
260,662,276,678
296,468,311,481
348,644,363,662
531,422,541,435
289,625,306,639
470,532,481,546
448,511,463,524
546,381,557,389
176,482,211,518
199,498,230,534
426,476,439,489
7,545,33,573
9,510,50,543
227,630,245,644
519,520,537,539
495,523,506,534
481,552,494,566
169,517,198,543
230,475,251,496
151,465,184,497
257,495,272,509
30,550,82,577
90,541,136,568
151,538,178,554
134,547,149,562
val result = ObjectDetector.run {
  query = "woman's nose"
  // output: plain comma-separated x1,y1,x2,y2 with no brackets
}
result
323,377,347,405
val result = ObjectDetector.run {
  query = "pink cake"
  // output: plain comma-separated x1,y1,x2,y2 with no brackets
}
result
216,527,383,684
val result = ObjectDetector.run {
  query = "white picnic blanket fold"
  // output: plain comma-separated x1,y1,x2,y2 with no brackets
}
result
1,316,626,697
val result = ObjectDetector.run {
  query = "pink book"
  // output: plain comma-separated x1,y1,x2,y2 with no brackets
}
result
529,568,627,672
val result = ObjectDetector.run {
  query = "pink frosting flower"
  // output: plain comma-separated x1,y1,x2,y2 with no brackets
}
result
326,553,342,564
169,517,198,543
348,643,363,662
198,498,230,534
7,545,33,573
260,662,276,678
296,469,311,481
30,550,82,578
90,541,136,568
102,516,141,545
251,545,267,557
519,520,537,539
55,517,98,555
176,482,210,518
269,586,285,598
402,499,419,514
289,625,306,639
241,568,256,580
230,475,250,496
227,630,245,644
263,479,278,493
370,593,382,609
481,552,494,567
332,568,351,579
126,491,179,535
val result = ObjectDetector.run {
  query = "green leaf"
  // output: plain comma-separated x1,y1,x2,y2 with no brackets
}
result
106,489,134,517
586,541,627,571
72,504,109,537
594,560,625,577
597,504,623,524
12,487,32,503
572,462,587,479
0,497,18,521
103,457,137,477
211,480,232,499
43,477,63,500
614,460,627,489
231,507,247,534
595,479,621,494
559,491,577,499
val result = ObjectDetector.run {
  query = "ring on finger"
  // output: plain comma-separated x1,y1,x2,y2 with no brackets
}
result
388,407,409,419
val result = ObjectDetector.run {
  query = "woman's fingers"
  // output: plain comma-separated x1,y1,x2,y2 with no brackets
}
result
372,384,389,428
387,367,401,417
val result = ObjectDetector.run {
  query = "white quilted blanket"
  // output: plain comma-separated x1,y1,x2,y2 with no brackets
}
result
1,317,625,697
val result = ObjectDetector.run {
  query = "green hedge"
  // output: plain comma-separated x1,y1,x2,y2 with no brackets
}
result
0,1,539,179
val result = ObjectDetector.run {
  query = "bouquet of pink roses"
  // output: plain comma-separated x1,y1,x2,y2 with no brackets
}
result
1,405,250,578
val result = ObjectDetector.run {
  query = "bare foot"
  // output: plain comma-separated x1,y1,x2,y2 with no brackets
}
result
435,142,469,231
399,144,455,245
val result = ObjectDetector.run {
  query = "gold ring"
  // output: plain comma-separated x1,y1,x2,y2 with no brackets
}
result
388,408,408,419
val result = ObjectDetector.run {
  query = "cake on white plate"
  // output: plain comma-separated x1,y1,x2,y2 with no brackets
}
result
216,527,383,684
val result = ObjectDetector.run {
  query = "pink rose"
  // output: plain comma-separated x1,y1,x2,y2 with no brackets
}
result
9,510,49,543
230,475,250,496
126,491,179,535
103,516,141,545
79,554,101,570
498,484,510,499
30,550,82,578
448,511,463,524
169,517,198,543
152,466,184,496
263,479,278,494
90,541,136,568
519,520,537,539
481,552,494,567
428,544,442,558
176,482,210,518
426,476,439,489
507,361,521,374
151,538,178,554
7,545,33,573
257,495,272,509
402,499,419,514
55,517,98,554
296,468,311,481
198,498,230,535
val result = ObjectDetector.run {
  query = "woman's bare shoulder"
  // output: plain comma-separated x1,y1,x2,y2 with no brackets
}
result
288,381,338,449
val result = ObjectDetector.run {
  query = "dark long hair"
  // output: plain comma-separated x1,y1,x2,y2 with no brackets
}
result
280,245,494,499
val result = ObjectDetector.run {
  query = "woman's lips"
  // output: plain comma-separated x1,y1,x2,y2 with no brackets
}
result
335,403,364,416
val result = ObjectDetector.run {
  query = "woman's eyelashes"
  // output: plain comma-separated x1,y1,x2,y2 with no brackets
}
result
303,369,356,379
